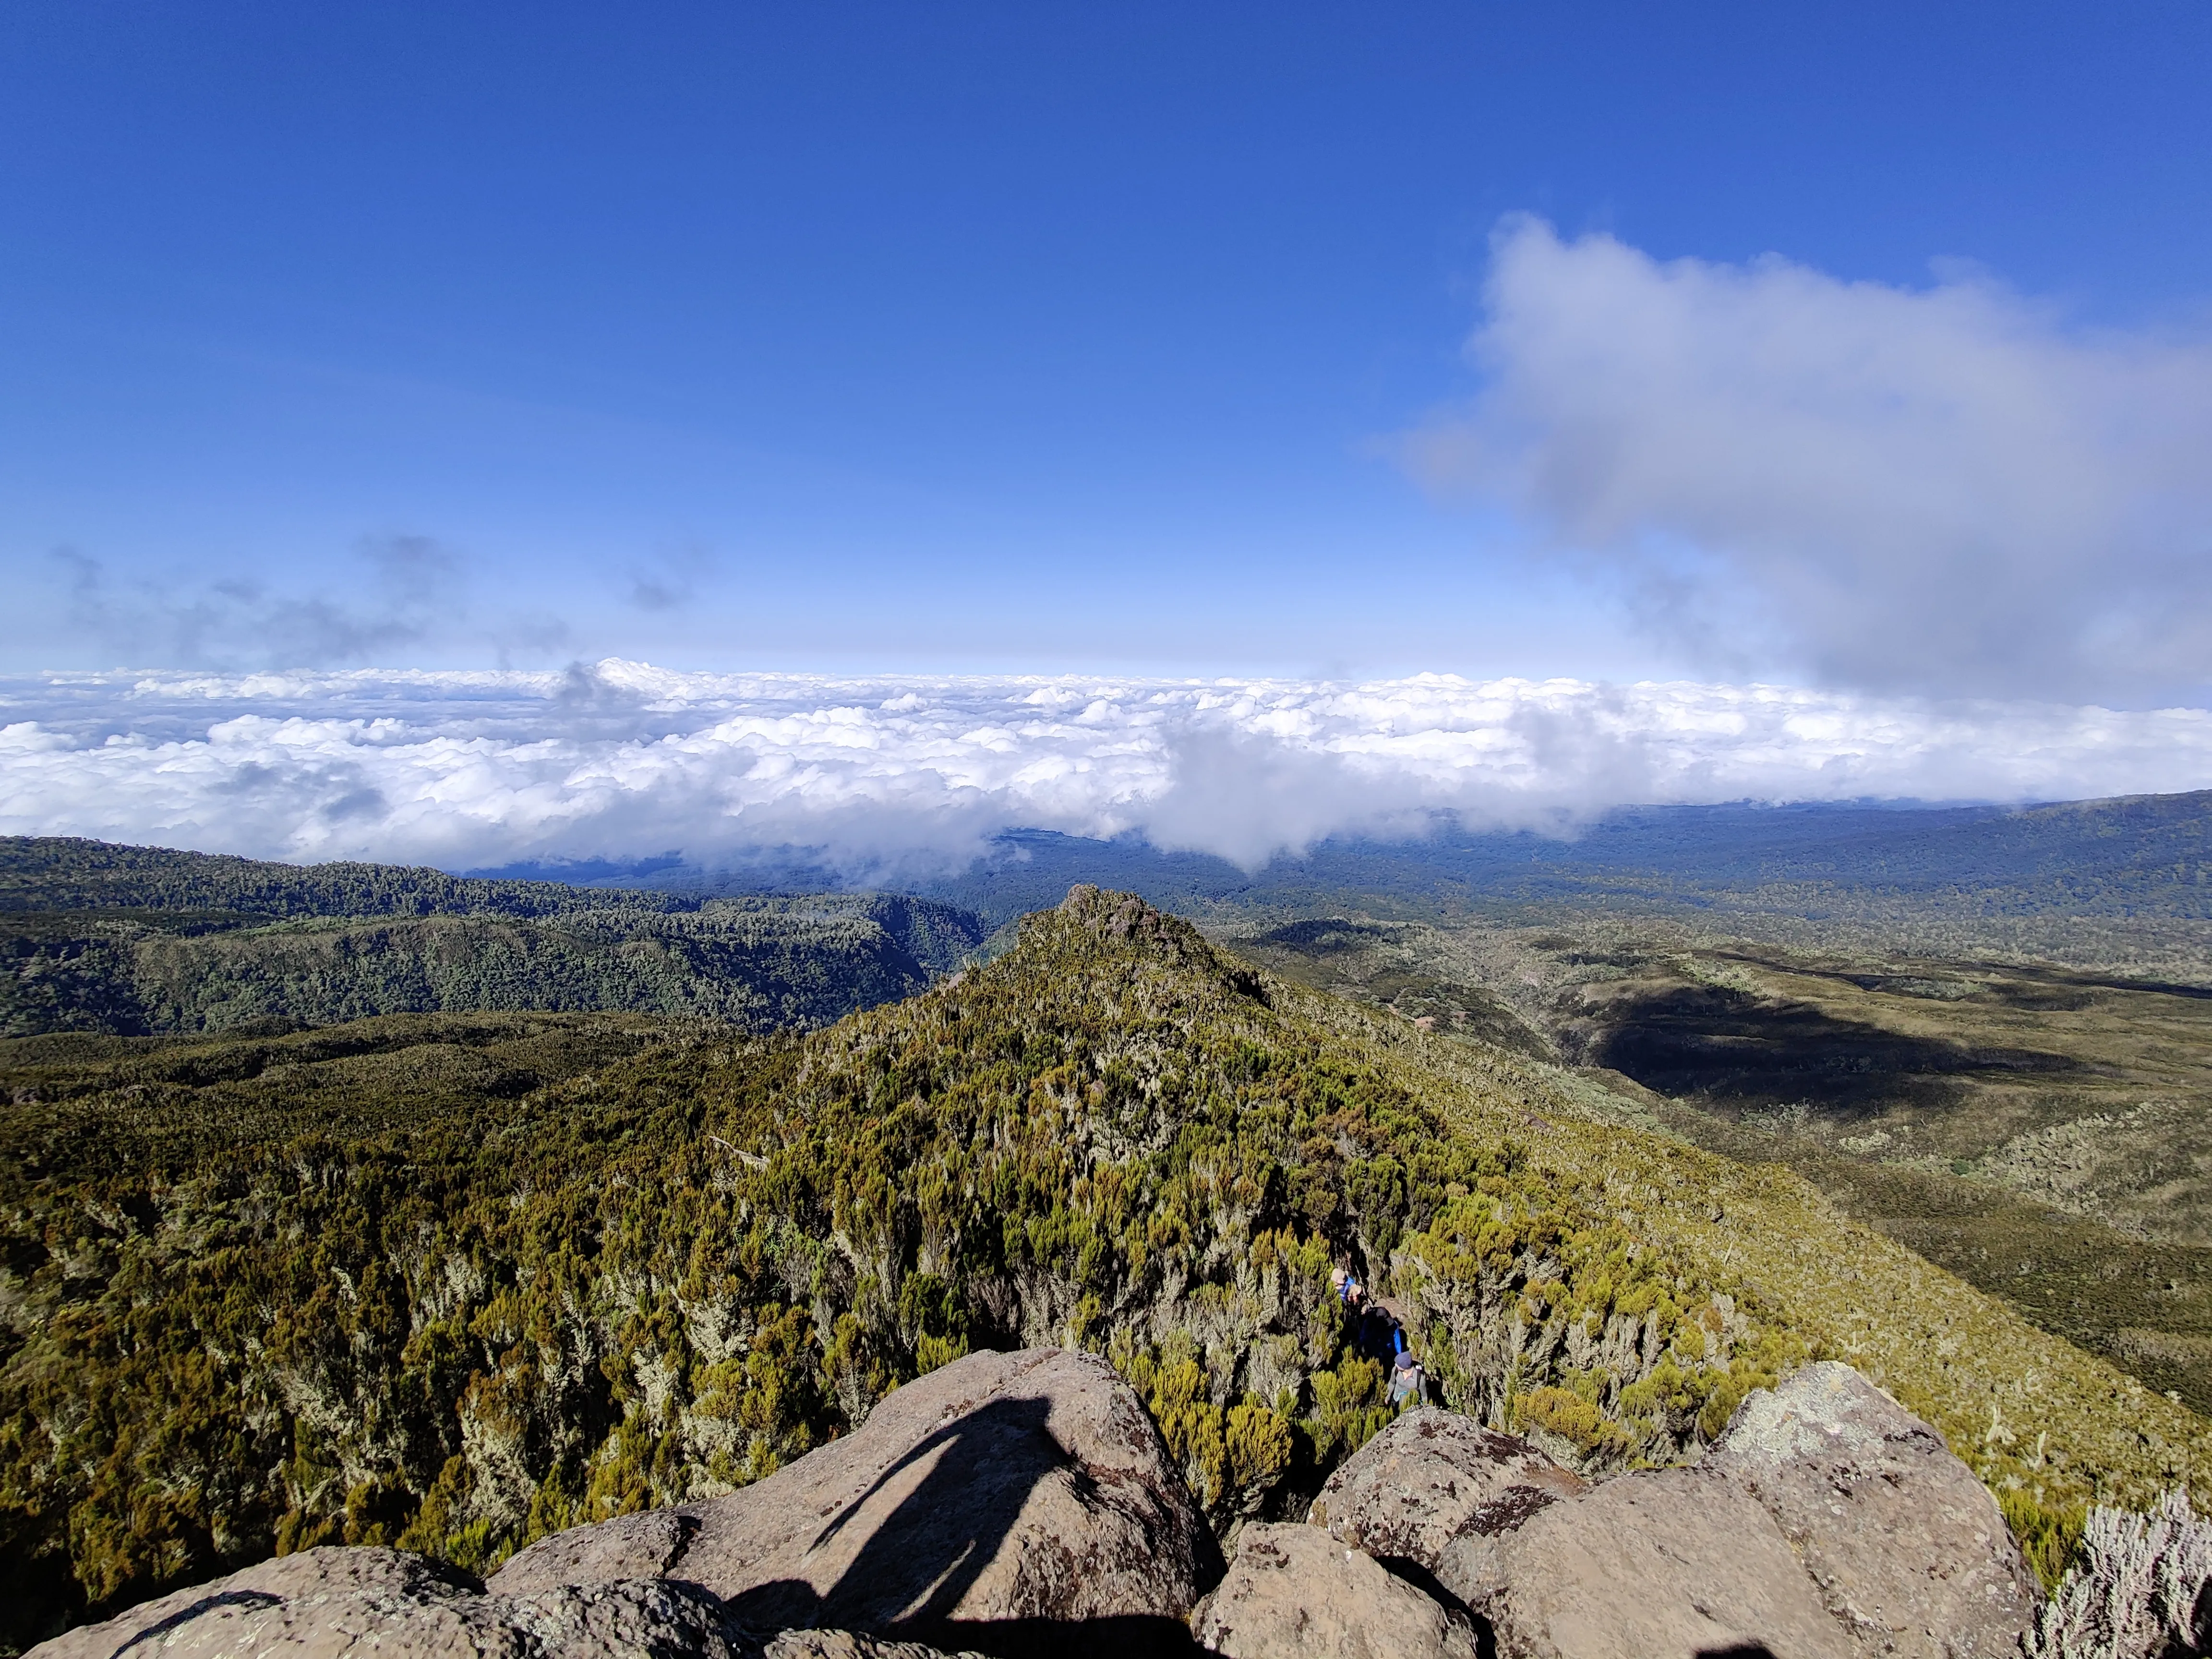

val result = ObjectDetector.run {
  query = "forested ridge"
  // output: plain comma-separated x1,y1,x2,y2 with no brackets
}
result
0,837,702,919
0,837,986,1038
3,886,2204,1651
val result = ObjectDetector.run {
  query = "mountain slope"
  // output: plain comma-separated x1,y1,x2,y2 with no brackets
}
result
0,888,2200,1651
0,838,986,1037
1229,904,2212,1416
904,791,2212,942
0,837,704,919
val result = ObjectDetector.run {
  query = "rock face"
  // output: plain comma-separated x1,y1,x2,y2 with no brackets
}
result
1711,1361,2037,1659
1194,1523,1479,1659
27,1355,2037,1659
1439,1466,1858,1659
491,1507,697,1597
1308,1409,1584,1573
493,1347,1213,1653
24,1545,747,1659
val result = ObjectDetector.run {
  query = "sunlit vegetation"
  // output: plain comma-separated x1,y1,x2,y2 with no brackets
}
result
1231,910,2212,1413
3,886,2207,1653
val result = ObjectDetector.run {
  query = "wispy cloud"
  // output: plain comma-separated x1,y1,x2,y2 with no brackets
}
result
48,536,469,670
625,545,715,613
1409,219,2212,701
4,661,2209,876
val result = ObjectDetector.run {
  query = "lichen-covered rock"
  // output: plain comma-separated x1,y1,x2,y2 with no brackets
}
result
1712,1361,2036,1658
1438,1466,1855,1659
1192,1523,1479,1659
493,1347,1214,1651
24,1545,747,1659
1307,1409,1584,1571
491,1508,697,1596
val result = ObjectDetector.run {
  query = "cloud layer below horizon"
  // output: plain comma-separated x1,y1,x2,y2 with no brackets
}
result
5,661,2211,877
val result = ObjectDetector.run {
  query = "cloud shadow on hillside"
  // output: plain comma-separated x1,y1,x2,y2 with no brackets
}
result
1589,986,2078,1118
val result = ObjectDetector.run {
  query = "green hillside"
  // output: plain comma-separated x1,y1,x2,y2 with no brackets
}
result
0,837,986,1038
1,887,2200,1652
1227,906,2212,1416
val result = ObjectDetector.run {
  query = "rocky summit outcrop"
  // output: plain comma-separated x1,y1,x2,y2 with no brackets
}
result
25,1347,1199,1659
1711,1361,2037,1658
493,1346,1213,1653
1193,1524,1479,1659
1418,1366,2038,1659
27,1353,2045,1659
1308,1407,1586,1574
1441,1464,1857,1659
23,1545,750,1659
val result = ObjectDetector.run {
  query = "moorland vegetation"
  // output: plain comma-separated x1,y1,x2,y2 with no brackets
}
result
4,886,2204,1652
1229,909,2212,1418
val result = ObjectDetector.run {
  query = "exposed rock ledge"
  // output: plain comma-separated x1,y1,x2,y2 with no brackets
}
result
30,1352,2035,1659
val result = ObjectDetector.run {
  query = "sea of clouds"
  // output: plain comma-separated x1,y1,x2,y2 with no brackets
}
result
5,661,2211,878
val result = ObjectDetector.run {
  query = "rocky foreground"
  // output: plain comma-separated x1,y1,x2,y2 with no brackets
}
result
34,1346,2045,1659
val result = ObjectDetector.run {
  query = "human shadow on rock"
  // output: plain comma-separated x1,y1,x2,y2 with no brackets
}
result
113,1591,284,1656
726,1395,1208,1659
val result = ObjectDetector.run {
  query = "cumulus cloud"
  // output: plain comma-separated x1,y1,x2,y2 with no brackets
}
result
4,661,2210,877
1409,219,2212,700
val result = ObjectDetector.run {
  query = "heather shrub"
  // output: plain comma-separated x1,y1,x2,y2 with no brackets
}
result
2025,1489,2212,1659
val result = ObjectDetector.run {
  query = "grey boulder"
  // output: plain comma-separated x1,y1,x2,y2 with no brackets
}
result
1308,1408,1584,1573
1193,1523,1479,1659
493,1509,696,1599
25,1545,745,1659
1439,1466,1857,1659
1712,1361,2037,1659
493,1347,1214,1651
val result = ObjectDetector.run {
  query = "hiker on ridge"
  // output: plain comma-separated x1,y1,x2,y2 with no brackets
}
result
1389,1344,1426,1408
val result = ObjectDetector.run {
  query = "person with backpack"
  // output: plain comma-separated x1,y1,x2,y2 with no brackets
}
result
1388,1344,1426,1409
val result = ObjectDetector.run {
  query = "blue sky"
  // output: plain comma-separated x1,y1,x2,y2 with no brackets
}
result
3,2,2210,689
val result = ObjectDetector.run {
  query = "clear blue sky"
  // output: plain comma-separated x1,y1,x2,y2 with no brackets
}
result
3,2,2208,683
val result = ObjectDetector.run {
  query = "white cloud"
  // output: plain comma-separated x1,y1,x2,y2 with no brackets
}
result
4,661,2211,876
1410,219,2212,700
